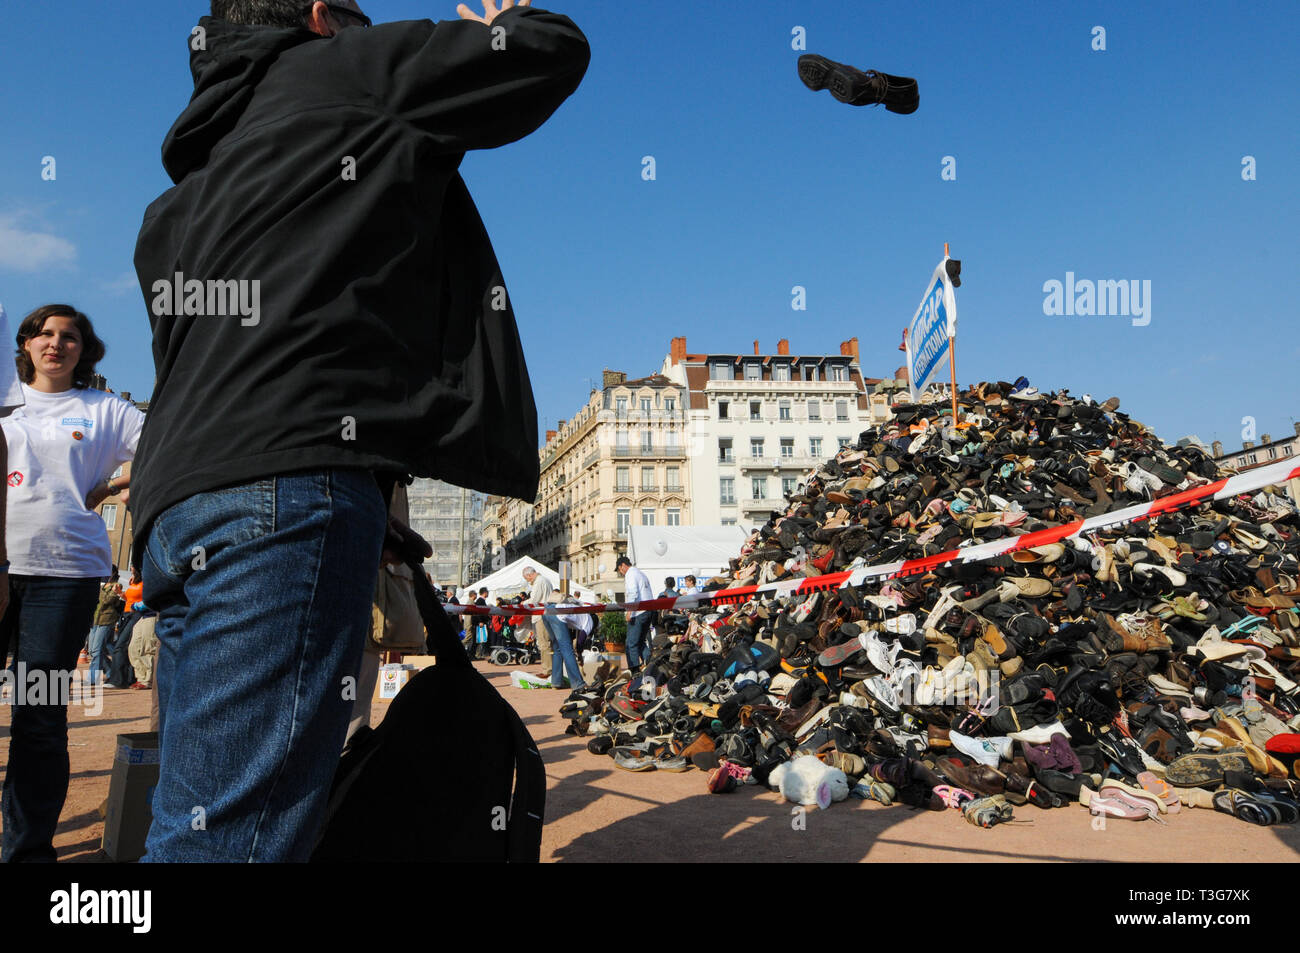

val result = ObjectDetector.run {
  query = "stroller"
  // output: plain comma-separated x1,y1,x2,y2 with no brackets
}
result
489,624,540,667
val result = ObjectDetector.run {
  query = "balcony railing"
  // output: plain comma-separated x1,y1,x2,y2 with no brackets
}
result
612,446,686,459
738,455,817,471
639,484,658,492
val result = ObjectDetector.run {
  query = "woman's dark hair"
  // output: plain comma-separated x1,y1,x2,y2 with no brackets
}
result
211,0,311,27
15,304,106,389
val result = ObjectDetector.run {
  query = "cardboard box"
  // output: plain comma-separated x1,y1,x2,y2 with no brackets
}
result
101,732,160,862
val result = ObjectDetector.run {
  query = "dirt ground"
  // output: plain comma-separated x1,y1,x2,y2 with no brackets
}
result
1,657,1297,863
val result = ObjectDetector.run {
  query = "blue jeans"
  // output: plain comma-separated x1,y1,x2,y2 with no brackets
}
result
0,575,100,862
543,614,585,689
106,613,138,687
86,623,114,685
140,469,386,862
625,613,652,670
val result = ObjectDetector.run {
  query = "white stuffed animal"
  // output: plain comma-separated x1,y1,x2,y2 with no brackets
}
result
768,755,850,809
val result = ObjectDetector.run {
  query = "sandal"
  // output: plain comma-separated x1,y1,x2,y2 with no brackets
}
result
933,784,976,810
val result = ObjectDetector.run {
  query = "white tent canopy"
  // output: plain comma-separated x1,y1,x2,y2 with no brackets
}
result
457,555,597,605
626,525,747,590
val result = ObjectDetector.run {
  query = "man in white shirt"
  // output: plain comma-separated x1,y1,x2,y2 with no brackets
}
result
616,555,655,672
521,566,555,674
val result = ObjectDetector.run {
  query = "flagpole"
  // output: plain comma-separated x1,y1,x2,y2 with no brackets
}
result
945,243,959,426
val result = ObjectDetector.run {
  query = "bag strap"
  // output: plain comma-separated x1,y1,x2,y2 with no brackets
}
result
407,557,470,669
405,557,546,861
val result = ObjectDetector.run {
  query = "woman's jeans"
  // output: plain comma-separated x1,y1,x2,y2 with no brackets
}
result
140,469,386,862
85,622,115,685
0,574,100,863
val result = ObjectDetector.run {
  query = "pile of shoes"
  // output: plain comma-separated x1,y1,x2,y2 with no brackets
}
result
564,379,1300,826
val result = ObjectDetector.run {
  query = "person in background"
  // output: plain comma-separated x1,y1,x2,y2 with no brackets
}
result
87,580,126,686
521,566,556,675
682,575,700,596
616,555,655,673
127,599,159,691
472,586,490,659
0,303,145,863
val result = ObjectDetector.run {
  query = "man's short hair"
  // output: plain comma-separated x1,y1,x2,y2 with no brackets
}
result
615,555,631,568
479,587,488,596
211,0,310,27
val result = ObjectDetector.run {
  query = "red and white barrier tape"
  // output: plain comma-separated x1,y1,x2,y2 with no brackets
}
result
445,458,1300,618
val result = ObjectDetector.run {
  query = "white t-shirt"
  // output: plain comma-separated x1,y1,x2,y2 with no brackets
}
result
0,304,22,416
2,384,146,577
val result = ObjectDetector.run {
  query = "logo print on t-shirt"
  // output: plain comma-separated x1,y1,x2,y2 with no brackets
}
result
72,431,84,440
7,471,22,487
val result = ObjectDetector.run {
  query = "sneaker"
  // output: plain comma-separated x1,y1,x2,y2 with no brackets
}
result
797,53,919,114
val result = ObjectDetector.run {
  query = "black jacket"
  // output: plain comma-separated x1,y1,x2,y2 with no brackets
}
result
130,9,588,542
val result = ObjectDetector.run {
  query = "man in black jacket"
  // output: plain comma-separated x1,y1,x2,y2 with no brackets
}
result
131,0,588,861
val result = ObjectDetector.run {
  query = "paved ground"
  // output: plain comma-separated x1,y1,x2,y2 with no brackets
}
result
1,657,1297,862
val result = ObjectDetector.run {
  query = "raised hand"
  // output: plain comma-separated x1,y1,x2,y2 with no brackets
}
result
456,0,531,25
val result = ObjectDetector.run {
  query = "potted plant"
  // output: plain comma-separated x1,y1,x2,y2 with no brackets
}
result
599,612,627,654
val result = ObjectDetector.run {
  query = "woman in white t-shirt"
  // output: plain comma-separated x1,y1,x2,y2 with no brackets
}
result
0,303,145,863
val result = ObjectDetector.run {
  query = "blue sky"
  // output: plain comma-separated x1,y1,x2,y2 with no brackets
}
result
1,0,1297,452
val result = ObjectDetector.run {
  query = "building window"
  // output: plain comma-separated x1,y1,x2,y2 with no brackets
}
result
641,430,653,453
838,437,851,450
807,399,820,421
773,362,791,382
641,508,656,526
721,518,737,527
718,400,729,420
616,430,629,452
666,431,680,453
103,504,117,531
640,397,652,413
666,508,681,526
617,508,630,536
710,362,733,381
782,477,797,496
809,437,822,458
750,438,764,458
720,477,736,505
831,364,848,382
665,396,677,412
641,466,655,490
836,400,849,421
804,364,817,381
752,477,767,500
719,438,734,462
666,466,681,491
778,401,791,421
745,362,761,381
616,467,630,492
750,401,762,421
615,396,628,415
780,438,794,459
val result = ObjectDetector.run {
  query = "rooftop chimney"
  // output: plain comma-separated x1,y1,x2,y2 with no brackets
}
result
1294,422,1300,437
545,429,557,442
602,369,626,388
895,365,910,383
1261,433,1272,445
753,340,760,356
777,339,789,355
840,337,860,359
1243,441,1255,450
669,336,687,365
1212,441,1224,458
